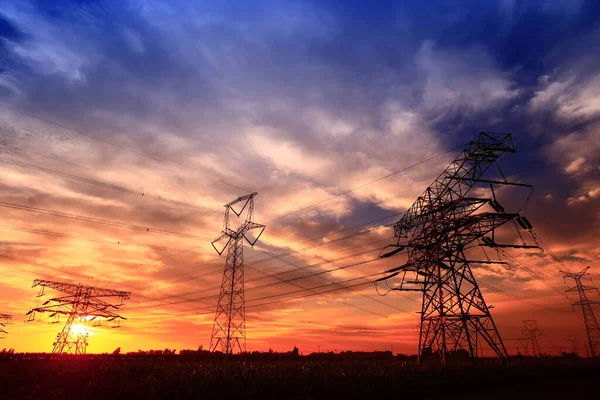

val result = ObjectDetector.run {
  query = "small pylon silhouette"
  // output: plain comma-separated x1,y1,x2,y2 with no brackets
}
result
521,320,543,356
567,334,579,355
0,313,11,339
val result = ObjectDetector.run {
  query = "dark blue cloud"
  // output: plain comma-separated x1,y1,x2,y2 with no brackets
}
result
0,14,24,41
0,0,598,243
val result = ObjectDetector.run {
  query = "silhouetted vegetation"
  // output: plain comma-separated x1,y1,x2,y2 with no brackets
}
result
0,350,598,399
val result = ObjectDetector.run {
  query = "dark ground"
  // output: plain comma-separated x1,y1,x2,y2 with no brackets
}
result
0,356,597,399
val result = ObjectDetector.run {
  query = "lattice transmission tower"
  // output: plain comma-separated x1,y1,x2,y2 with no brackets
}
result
561,266,600,357
567,334,579,355
26,279,131,354
516,337,530,356
378,132,539,364
521,320,543,356
0,313,11,338
210,192,265,354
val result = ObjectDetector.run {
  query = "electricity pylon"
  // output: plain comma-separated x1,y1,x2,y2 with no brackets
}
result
378,132,538,364
516,337,530,356
0,313,11,338
210,192,265,354
26,279,131,354
521,320,543,356
567,334,579,355
561,266,600,357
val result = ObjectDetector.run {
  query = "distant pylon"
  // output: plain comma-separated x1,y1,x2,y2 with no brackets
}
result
567,334,579,355
516,337,529,356
561,266,600,357
26,279,131,354
0,313,11,338
521,320,543,356
210,192,265,354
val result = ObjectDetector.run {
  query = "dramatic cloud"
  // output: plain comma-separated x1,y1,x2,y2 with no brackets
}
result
0,0,598,355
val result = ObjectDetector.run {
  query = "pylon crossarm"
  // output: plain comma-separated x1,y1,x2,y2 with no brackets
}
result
225,192,257,209
566,286,599,292
394,133,515,241
408,213,518,252
212,232,232,255
403,198,491,228
449,177,532,189
32,279,130,299
241,222,265,246
561,267,590,277
0,313,10,338
574,300,600,306
27,304,123,319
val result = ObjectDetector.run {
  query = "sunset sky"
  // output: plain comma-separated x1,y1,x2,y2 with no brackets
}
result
0,1,599,356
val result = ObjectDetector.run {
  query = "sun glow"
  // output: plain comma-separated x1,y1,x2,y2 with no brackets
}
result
71,324,87,335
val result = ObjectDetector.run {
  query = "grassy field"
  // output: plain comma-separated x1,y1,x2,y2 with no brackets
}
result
0,355,598,399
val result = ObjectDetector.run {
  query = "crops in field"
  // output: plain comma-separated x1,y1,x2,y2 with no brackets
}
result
0,356,598,399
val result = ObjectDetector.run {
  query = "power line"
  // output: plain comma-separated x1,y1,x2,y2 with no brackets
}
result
139,268,566,322
0,200,208,240
0,223,213,255
135,275,563,322
247,214,398,265
0,102,252,195
264,145,461,225
478,280,566,314
0,253,89,280
141,271,383,318
122,245,218,293
131,240,394,309
528,229,571,273
126,221,397,304
496,248,565,296
129,255,386,311
129,236,409,318
248,211,402,260
0,155,222,213
125,212,399,296
122,140,500,305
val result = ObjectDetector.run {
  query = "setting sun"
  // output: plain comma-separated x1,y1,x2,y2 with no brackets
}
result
1,1,600,398
70,324,87,336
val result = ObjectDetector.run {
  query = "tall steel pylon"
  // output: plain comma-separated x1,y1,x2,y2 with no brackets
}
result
521,320,543,356
378,132,539,364
561,266,600,357
26,279,131,354
210,192,265,354
0,313,11,339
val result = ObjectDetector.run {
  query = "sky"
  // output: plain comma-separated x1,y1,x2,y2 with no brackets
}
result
0,0,599,356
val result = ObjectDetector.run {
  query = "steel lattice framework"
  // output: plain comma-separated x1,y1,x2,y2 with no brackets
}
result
561,266,600,357
210,192,265,354
0,313,11,339
379,132,537,364
26,279,131,354
521,320,543,357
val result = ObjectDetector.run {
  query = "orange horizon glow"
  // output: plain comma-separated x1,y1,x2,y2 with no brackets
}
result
0,1,599,359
